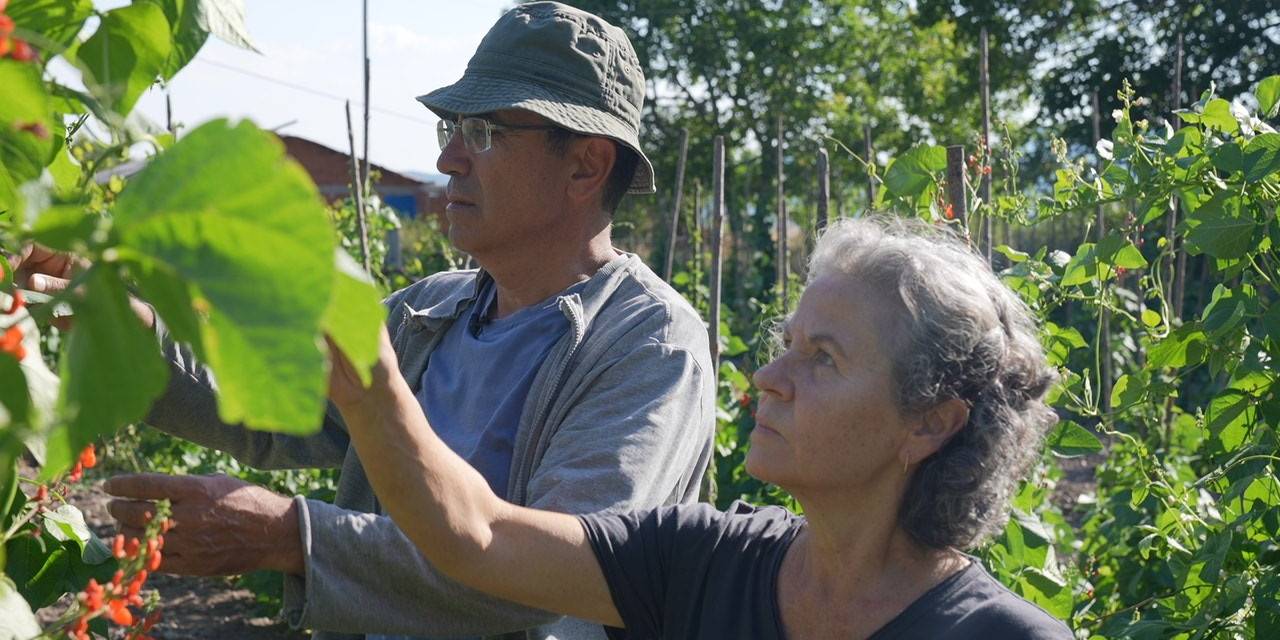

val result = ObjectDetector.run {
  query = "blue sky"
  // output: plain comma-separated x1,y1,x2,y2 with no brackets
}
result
113,0,514,176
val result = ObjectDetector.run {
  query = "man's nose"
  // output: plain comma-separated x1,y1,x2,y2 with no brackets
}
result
436,132,470,177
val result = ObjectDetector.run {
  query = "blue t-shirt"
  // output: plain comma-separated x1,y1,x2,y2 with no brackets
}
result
415,279,585,499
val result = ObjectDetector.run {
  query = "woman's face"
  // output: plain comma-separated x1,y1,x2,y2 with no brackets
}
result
747,274,915,496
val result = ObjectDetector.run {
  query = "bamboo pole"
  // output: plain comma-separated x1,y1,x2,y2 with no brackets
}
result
692,180,702,311
1092,90,1112,413
816,147,831,233
709,136,725,373
345,101,372,274
776,115,788,307
979,27,993,263
663,128,691,282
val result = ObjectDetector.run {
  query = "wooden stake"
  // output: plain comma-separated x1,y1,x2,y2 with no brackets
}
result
346,101,372,275
361,0,371,205
863,122,875,206
663,128,691,281
1092,90,1112,413
816,147,831,233
776,115,787,305
692,180,702,310
1172,34,1188,320
945,145,967,228
979,27,993,263
709,136,725,373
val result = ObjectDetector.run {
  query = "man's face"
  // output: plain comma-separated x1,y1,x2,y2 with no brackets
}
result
435,109,571,259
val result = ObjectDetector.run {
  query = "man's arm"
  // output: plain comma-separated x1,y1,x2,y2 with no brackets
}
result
286,336,714,636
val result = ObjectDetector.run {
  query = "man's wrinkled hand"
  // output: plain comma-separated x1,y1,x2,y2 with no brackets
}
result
6,243,154,330
104,473,304,577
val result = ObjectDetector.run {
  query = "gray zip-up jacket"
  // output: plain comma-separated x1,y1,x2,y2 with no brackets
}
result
145,252,716,640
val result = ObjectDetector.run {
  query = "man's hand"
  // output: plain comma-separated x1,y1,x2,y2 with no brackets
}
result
6,243,155,330
104,473,304,577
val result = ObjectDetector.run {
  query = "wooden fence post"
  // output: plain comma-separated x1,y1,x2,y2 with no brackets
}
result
663,128,691,282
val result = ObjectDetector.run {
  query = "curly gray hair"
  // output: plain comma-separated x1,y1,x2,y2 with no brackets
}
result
805,215,1059,549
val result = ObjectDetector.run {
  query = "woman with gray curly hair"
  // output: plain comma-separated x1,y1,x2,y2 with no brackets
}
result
328,216,1072,639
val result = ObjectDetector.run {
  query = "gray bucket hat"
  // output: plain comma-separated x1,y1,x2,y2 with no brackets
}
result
417,1,655,195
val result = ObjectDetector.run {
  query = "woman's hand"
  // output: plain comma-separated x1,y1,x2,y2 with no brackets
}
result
326,325,398,415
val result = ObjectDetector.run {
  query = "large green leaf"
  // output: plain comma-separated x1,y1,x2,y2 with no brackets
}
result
321,251,387,387
1243,133,1280,183
0,60,56,190
883,145,946,198
41,267,170,480
6,0,94,50
1047,420,1103,457
114,119,336,434
0,576,39,640
1257,75,1280,118
1182,192,1255,259
145,0,211,80
1200,98,1239,134
1148,325,1208,370
78,2,173,116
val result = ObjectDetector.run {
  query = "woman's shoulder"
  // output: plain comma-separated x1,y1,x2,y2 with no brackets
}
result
915,561,1073,639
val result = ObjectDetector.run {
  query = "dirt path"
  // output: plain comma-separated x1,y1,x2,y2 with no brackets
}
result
32,476,308,640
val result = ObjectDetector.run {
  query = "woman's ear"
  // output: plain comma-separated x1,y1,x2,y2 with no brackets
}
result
902,398,970,465
566,137,616,206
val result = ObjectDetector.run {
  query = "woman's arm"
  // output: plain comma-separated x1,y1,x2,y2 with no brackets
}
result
326,330,624,629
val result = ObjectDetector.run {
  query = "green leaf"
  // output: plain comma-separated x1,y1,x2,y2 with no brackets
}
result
196,0,259,52
1047,420,1102,457
1111,373,1147,410
78,2,174,116
41,267,169,481
5,0,94,50
145,0,211,80
1182,192,1255,260
0,576,40,640
883,145,946,198
320,251,386,387
1209,142,1243,176
30,205,102,253
1200,285,1246,336
1141,308,1161,328
4,533,69,609
1243,133,1280,183
42,504,91,548
1147,325,1208,370
114,119,336,434
0,60,57,188
1043,322,1086,367
1207,391,1255,451
1258,75,1280,118
1097,232,1147,269
1201,98,1239,134
1059,243,1099,287
994,245,1029,263
0,356,31,431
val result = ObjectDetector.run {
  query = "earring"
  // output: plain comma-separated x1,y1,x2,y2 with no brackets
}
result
901,457,910,477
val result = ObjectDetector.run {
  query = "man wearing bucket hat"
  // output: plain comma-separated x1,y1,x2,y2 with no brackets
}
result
89,3,714,640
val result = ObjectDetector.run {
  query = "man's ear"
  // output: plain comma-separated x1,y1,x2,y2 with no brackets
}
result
566,137,616,205
901,398,970,466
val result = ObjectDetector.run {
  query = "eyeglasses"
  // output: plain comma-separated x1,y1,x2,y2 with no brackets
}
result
437,117,562,153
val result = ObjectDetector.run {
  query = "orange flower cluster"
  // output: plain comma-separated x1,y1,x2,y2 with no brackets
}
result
67,444,97,483
2,262,28,362
68,525,170,640
0,0,36,62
